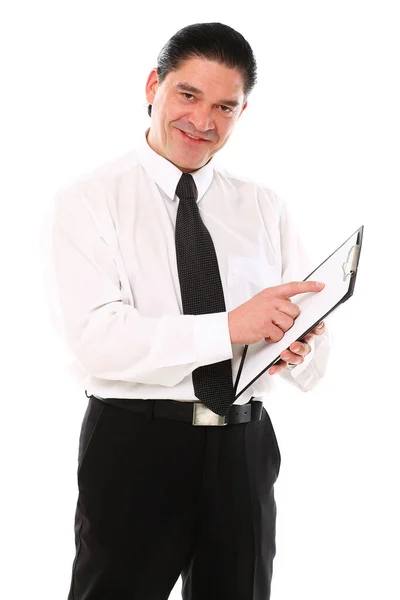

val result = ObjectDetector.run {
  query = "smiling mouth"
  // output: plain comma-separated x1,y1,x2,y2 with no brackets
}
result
185,132,204,140
178,129,208,143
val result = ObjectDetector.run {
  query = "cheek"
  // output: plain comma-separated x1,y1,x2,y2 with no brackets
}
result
214,128,231,148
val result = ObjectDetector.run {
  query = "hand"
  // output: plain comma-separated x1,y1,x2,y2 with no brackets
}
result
269,321,326,375
228,281,325,345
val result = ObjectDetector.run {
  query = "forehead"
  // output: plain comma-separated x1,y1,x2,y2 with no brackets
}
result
165,57,245,101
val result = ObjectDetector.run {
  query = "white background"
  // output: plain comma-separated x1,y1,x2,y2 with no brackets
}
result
1,1,399,598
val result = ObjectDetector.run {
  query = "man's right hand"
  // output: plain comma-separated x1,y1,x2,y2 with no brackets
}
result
228,281,325,345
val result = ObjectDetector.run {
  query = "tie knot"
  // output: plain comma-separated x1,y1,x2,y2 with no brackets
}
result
175,173,198,202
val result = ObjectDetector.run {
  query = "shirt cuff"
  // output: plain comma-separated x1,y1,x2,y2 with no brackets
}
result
280,329,331,391
194,312,233,367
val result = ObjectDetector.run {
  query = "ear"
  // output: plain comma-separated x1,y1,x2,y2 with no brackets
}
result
145,68,159,105
238,100,248,119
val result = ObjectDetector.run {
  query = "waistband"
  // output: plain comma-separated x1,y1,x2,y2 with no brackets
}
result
87,393,263,426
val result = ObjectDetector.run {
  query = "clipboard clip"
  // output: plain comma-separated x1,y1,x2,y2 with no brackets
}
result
342,244,360,281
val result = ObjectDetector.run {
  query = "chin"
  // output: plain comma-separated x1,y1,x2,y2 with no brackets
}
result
173,153,204,169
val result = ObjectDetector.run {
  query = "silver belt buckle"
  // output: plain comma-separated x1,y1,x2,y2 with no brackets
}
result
192,402,227,426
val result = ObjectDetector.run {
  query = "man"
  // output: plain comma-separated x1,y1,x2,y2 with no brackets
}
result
45,21,330,600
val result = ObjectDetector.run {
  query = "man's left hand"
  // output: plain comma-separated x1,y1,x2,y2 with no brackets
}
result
269,321,326,375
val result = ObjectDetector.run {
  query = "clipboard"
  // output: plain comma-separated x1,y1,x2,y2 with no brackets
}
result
233,225,364,399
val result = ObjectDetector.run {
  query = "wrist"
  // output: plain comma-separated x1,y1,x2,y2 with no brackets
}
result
228,311,238,344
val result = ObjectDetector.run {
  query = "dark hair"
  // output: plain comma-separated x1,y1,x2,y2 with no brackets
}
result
147,22,257,117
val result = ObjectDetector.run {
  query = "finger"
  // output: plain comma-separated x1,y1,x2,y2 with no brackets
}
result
288,341,311,356
271,280,325,300
269,360,286,375
280,350,304,364
272,310,294,333
276,299,300,319
264,323,286,342
313,322,325,335
303,333,315,345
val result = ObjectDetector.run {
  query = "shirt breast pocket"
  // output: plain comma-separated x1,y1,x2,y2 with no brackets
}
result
226,256,281,309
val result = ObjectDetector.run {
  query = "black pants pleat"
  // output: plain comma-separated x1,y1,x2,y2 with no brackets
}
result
67,396,281,600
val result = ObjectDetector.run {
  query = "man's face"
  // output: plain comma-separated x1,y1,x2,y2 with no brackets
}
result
145,57,248,173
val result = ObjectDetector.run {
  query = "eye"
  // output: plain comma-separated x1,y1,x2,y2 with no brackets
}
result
180,93,233,114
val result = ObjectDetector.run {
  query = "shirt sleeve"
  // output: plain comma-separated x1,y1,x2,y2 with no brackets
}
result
275,194,332,391
41,186,233,387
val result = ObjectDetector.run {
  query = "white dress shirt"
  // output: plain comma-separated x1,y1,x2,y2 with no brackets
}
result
40,128,330,405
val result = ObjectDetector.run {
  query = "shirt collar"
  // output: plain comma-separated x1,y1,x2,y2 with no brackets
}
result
135,128,214,203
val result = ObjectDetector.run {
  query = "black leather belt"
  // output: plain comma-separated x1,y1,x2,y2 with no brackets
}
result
89,394,263,426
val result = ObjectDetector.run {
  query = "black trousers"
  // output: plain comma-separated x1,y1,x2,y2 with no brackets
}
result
67,395,281,600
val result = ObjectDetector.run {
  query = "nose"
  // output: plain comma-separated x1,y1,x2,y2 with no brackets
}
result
189,104,215,136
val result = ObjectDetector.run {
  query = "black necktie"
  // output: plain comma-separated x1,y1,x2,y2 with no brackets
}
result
174,172,234,417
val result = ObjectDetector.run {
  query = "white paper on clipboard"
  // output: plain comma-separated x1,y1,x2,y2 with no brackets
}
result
233,225,364,399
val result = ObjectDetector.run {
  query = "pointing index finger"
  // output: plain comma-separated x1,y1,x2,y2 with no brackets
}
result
276,281,325,299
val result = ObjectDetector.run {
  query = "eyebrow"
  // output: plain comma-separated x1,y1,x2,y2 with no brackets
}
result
175,83,241,109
